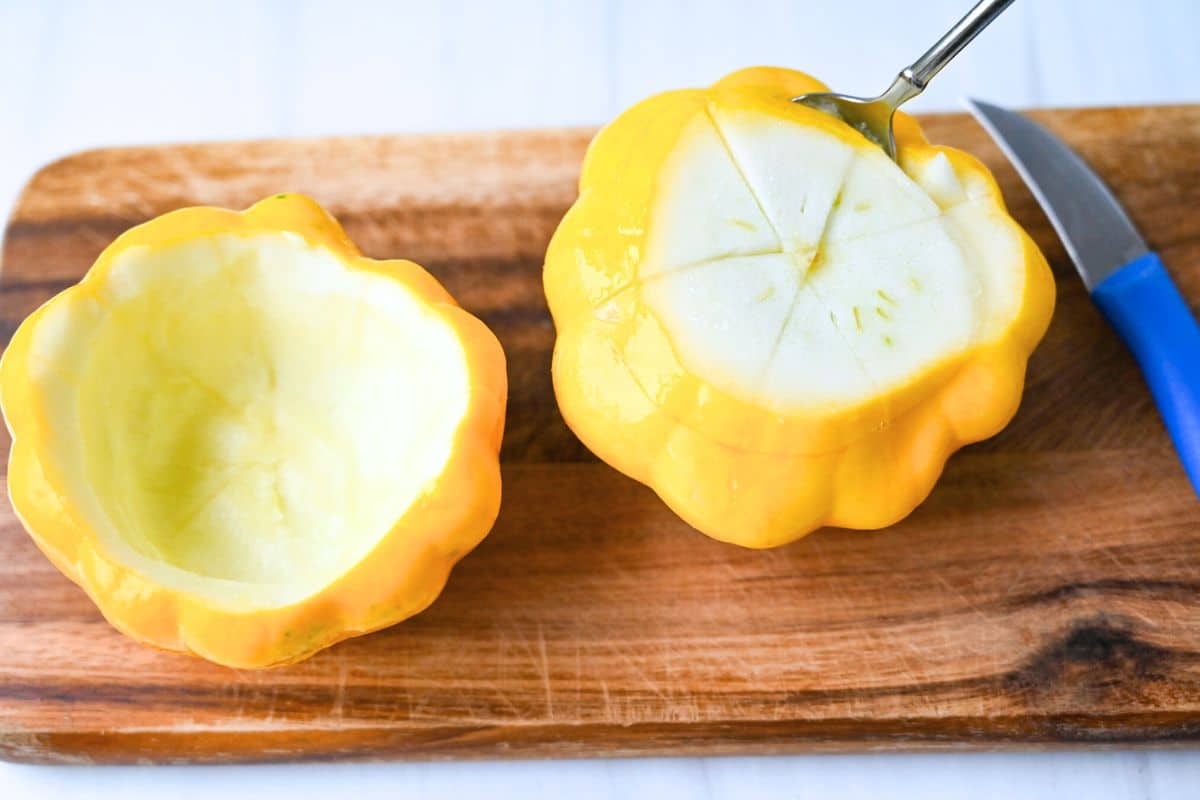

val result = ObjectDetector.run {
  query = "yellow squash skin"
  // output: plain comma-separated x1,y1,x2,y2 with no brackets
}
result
544,67,1055,548
0,194,507,668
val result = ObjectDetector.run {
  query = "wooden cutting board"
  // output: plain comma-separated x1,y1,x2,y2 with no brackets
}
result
1,107,1199,765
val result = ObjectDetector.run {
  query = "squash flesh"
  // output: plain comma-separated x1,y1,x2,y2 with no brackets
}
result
638,106,1003,413
29,232,470,608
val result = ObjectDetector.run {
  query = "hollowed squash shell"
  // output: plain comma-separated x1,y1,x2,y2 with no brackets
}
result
0,194,506,667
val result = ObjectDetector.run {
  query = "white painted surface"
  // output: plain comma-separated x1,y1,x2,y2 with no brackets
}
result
0,0,1198,796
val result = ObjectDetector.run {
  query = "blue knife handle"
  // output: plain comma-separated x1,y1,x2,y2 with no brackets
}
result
1092,251,1200,496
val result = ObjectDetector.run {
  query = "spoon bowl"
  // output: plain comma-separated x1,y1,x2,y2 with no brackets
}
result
793,76,922,161
792,0,1013,162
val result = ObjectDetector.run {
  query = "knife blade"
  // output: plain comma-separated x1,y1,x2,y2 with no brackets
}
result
965,99,1147,290
966,98,1200,497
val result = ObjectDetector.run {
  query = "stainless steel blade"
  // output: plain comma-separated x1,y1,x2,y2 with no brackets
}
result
965,98,1148,290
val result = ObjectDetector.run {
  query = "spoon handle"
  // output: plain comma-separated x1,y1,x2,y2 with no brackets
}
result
904,0,1015,89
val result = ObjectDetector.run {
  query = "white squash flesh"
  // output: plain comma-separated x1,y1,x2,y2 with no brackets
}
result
25,233,472,608
640,107,1018,414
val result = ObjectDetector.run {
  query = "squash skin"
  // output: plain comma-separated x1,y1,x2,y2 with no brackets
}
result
544,67,1055,548
0,194,507,668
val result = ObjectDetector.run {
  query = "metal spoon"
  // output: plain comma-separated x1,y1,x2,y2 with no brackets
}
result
793,0,1014,161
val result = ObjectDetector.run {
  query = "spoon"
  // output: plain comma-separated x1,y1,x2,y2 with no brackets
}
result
793,0,1014,161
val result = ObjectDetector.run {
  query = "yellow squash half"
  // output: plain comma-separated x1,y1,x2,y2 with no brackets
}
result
0,194,506,668
545,67,1054,548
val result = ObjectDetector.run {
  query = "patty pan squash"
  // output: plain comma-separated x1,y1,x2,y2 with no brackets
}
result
0,194,506,668
545,67,1054,548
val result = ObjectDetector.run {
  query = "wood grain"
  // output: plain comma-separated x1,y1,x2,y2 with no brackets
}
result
1,107,1199,764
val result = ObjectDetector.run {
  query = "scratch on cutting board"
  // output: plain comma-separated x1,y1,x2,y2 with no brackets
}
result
263,686,279,724
537,623,554,719
330,662,348,720
932,572,986,623
488,684,524,719
1100,545,1137,577
575,642,582,712
607,643,667,703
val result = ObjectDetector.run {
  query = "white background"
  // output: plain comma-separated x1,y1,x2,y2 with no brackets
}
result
1,0,1198,797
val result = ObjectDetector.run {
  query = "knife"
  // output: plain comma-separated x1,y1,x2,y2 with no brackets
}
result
966,98,1200,497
